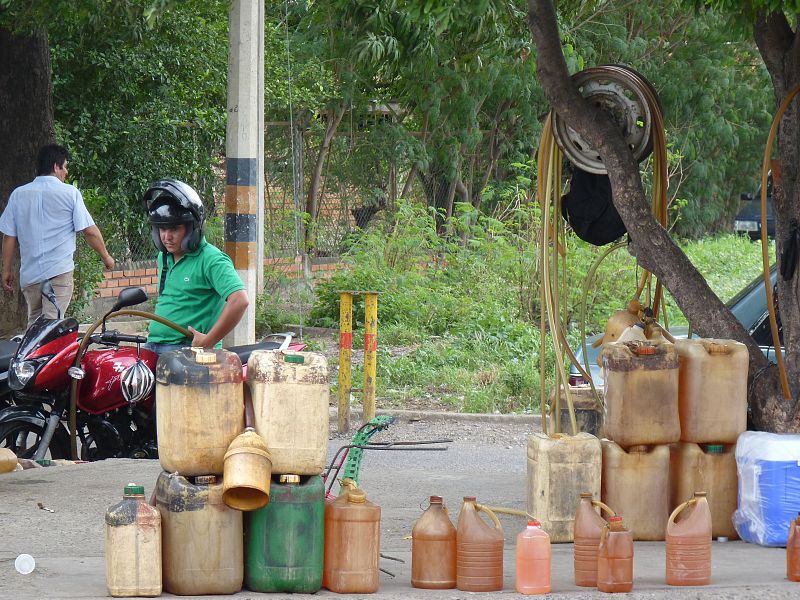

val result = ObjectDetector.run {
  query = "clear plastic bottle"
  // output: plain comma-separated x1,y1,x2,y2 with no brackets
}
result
666,491,712,586
597,516,633,593
456,496,504,592
788,512,800,582
515,521,551,594
105,483,161,597
574,492,615,587
411,495,456,589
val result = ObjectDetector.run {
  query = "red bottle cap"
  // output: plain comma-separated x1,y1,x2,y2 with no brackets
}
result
430,495,443,503
463,496,476,502
528,520,541,527
610,516,623,522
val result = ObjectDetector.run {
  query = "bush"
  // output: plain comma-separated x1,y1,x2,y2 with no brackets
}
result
309,200,774,414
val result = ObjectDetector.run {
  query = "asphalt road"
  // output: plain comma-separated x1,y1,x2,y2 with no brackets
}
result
1,411,798,599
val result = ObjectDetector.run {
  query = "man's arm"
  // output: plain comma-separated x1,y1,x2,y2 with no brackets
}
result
2,235,17,292
188,289,249,349
81,225,115,270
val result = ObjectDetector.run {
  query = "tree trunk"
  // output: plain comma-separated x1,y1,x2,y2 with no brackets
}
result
291,117,306,252
750,10,800,429
0,27,55,336
528,0,795,431
305,103,345,251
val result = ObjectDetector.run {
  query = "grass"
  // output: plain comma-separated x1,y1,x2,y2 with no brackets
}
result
258,200,776,414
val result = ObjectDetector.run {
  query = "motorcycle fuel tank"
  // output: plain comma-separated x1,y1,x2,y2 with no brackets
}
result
78,348,157,415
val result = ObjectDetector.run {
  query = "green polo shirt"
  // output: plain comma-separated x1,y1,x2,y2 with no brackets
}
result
147,239,245,345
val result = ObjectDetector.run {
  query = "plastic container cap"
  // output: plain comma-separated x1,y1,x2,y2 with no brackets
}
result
430,495,443,503
284,354,305,364
609,516,623,522
463,496,477,502
15,554,35,575
580,491,593,499
632,342,657,355
280,474,300,484
348,489,367,504
694,491,708,498
195,475,217,485
704,444,725,454
528,520,541,527
194,350,217,364
124,483,145,495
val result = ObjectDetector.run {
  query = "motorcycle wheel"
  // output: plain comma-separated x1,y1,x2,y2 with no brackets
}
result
0,420,70,460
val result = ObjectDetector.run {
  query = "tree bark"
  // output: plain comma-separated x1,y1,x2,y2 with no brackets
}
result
0,27,55,336
305,103,345,250
751,9,800,428
528,0,797,431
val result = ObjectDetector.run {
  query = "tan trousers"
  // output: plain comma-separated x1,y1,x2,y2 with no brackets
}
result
22,271,74,328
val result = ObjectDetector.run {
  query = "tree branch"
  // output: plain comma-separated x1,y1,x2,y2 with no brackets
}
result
528,0,769,371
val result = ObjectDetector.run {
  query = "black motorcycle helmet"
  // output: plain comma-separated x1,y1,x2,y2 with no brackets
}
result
143,179,205,253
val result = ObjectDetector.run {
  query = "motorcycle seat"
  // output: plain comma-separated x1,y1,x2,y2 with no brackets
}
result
227,341,283,365
0,339,20,372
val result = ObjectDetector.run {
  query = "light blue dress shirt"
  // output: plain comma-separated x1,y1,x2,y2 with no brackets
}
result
0,175,95,288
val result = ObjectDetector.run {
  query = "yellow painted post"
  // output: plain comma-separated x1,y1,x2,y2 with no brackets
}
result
338,292,353,433
363,292,379,423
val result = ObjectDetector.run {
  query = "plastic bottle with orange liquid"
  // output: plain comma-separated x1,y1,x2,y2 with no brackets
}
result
411,496,456,589
597,516,633,593
574,492,615,587
323,484,381,593
515,521,551,594
666,491,711,586
456,496,504,592
787,513,800,582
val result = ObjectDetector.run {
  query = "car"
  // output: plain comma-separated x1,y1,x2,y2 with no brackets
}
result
735,174,775,241
569,267,780,387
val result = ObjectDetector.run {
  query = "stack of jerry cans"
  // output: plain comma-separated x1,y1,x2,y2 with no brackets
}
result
672,339,746,541
600,340,678,540
154,348,245,595
246,350,328,593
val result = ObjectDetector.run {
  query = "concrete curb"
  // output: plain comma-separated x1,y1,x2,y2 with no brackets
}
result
329,406,542,425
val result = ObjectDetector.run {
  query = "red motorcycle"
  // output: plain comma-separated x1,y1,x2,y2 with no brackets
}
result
0,284,302,461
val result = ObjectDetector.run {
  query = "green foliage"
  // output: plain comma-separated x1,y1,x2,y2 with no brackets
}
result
569,1,772,237
309,201,775,412
50,0,229,262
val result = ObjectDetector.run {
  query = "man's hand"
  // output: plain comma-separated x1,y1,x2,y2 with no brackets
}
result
188,326,210,349
103,255,116,271
2,269,13,292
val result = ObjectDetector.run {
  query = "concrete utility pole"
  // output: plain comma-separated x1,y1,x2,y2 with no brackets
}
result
224,0,264,346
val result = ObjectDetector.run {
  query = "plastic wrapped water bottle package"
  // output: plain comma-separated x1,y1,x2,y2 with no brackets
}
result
733,431,800,546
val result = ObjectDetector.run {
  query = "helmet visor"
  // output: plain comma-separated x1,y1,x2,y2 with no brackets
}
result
149,201,195,225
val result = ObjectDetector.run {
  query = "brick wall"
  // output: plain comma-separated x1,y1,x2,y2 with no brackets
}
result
97,262,159,298
96,257,342,298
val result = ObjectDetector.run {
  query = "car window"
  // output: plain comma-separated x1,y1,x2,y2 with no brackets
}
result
749,310,783,347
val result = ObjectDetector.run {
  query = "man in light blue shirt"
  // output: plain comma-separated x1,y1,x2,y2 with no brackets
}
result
0,144,115,326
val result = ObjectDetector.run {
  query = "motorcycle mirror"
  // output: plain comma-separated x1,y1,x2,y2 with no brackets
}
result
110,287,148,313
40,280,61,319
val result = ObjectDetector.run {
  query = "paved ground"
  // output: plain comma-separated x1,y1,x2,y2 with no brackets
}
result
1,410,798,599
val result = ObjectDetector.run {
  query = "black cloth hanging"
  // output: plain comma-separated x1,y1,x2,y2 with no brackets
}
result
561,166,627,246
780,219,799,282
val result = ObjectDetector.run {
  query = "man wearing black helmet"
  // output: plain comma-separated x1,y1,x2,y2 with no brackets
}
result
142,179,249,353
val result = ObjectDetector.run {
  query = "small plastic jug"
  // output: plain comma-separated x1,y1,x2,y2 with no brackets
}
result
323,483,381,593
456,496,504,592
666,491,712,586
787,513,800,582
515,521,551,595
597,516,633,593
105,483,161,597
411,495,456,589
573,492,615,587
